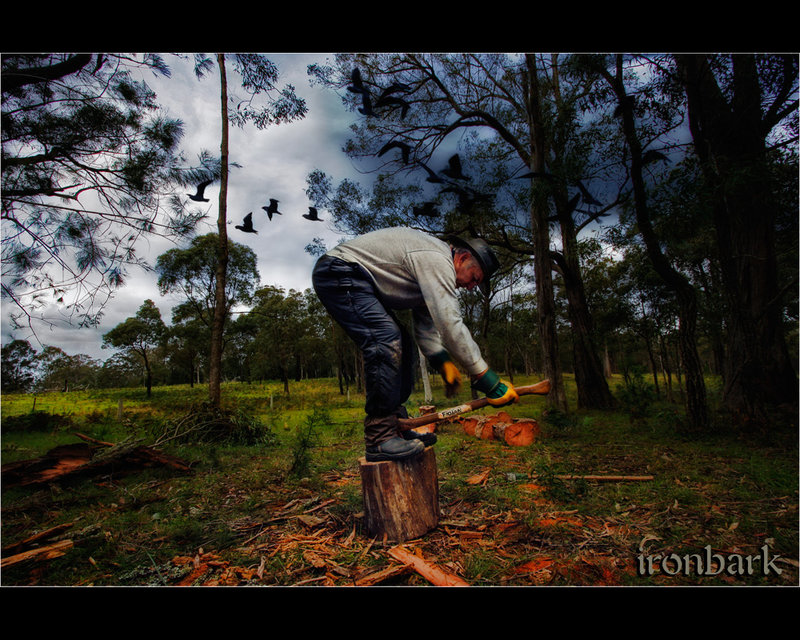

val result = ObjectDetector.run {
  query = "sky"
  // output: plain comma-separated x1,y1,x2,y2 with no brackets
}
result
2,53,362,362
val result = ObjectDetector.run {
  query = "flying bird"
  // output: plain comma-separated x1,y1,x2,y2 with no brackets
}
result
235,212,257,234
413,202,440,218
378,140,412,164
262,199,282,220
440,185,491,214
378,82,412,101
347,68,370,95
441,154,470,181
514,170,556,181
642,149,670,165
188,179,213,202
417,161,445,184
576,180,602,207
375,95,410,119
358,92,377,117
304,207,323,221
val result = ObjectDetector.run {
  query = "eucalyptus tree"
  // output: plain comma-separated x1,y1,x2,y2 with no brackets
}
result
573,54,711,431
1,53,205,335
102,299,167,397
306,53,628,411
1,339,38,392
189,53,307,407
675,54,798,425
155,232,259,360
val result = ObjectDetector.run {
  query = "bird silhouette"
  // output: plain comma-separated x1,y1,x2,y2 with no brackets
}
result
642,149,670,165
576,180,602,207
262,199,282,220
188,179,213,202
378,140,412,164
375,95,410,119
347,68,370,95
514,170,556,181
417,161,445,184
235,212,257,234
440,185,491,215
413,202,440,218
304,206,323,221
441,154,470,181
378,82,412,101
358,92,377,117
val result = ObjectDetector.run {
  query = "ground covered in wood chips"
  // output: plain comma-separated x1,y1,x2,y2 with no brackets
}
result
2,379,798,587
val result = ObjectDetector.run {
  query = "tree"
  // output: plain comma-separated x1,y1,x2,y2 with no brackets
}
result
190,53,307,408
102,299,167,397
589,54,709,431
307,54,577,409
237,286,309,394
34,346,101,392
1,339,37,392
675,54,798,425
1,53,204,334
155,232,259,347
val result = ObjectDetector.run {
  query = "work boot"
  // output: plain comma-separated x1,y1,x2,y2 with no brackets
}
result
401,428,437,447
392,405,437,446
365,436,424,462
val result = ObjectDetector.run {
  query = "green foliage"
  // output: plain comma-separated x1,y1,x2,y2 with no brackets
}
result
616,369,657,425
289,406,330,478
1,54,203,328
1,339,37,392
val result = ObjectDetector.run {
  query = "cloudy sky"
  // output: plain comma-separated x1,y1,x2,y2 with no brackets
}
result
3,53,363,361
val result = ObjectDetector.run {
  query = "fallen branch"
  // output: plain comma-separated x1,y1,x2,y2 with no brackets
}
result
1,436,193,488
387,545,469,586
1,540,74,568
551,475,654,482
2,522,74,557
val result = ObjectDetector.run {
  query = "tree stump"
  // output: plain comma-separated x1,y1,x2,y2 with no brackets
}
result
359,446,439,543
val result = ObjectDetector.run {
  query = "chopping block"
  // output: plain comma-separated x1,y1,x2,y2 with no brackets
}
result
358,446,439,543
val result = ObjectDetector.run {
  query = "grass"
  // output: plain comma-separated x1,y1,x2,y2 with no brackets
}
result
1,374,797,586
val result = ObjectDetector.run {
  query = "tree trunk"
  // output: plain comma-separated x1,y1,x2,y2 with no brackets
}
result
359,447,439,543
553,239,616,409
550,54,615,410
676,54,798,425
605,56,709,431
525,54,567,412
208,54,230,409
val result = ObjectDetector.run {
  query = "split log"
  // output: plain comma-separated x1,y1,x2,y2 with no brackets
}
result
458,414,540,446
359,446,439,543
2,522,73,557
387,545,468,586
1,539,73,569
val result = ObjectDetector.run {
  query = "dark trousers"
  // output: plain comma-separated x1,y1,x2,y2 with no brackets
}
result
312,255,414,446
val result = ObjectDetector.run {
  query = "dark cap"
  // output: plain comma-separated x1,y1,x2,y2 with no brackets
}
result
447,235,500,296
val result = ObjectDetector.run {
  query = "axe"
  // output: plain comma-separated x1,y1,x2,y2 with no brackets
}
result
398,379,551,431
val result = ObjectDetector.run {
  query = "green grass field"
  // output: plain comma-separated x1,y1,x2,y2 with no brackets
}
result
1,374,797,586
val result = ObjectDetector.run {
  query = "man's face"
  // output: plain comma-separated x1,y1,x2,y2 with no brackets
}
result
454,252,485,291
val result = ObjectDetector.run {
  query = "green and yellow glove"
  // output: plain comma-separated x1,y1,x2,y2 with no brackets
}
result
471,368,519,407
428,350,462,398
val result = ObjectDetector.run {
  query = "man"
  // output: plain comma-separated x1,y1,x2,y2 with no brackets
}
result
312,227,518,462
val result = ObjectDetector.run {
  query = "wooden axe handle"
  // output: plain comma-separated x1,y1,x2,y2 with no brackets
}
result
398,379,551,431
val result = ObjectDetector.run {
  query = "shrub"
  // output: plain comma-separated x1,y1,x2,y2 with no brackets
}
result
616,371,657,425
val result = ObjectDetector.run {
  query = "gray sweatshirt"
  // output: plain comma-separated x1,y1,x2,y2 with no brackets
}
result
325,227,488,376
